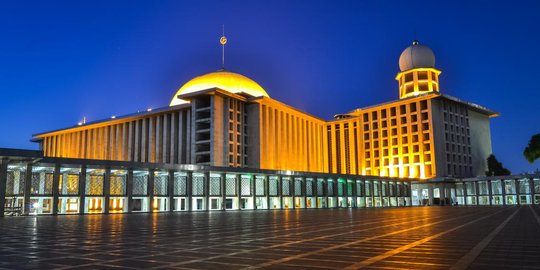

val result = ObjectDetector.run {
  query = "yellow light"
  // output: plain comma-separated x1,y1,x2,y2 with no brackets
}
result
153,198,159,210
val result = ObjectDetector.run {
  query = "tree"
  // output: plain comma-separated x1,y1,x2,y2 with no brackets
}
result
524,134,540,163
485,154,511,176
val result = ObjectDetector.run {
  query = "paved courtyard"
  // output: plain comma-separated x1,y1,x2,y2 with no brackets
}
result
1,206,540,270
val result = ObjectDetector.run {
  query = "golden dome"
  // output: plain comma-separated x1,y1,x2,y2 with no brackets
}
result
169,70,269,106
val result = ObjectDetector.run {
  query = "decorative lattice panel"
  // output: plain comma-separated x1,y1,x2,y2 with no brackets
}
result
337,182,344,196
110,175,126,196
347,182,354,196
6,172,15,196
282,178,291,196
373,182,380,196
255,176,265,196
174,175,187,195
209,176,221,196
327,180,334,196
269,177,278,196
154,174,168,196
225,176,236,196
365,182,372,196
389,183,395,197
306,179,313,196
192,175,204,196
294,179,302,196
241,176,251,196
396,183,402,197
45,173,54,195
86,174,104,196
356,181,363,197
382,182,388,196
317,179,324,196
31,173,41,195
62,174,79,195
132,174,148,196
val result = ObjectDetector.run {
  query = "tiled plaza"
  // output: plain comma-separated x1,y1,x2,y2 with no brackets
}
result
1,206,539,269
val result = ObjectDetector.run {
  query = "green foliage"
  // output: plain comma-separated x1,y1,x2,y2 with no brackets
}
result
524,134,540,163
485,154,511,176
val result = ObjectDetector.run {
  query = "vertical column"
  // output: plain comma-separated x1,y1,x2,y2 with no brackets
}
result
440,184,446,206
52,164,61,215
343,180,348,208
487,180,493,206
103,167,111,214
265,175,270,210
463,182,468,206
221,173,226,211
334,180,339,208
501,179,506,206
23,163,33,215
279,175,283,210
323,178,328,208
475,181,480,206
302,177,307,209
0,160,8,217
168,170,175,212
147,169,155,212
291,177,296,209
252,175,256,210
79,166,87,214
186,171,193,211
236,174,242,210
515,179,520,205
204,172,210,211
427,183,434,206
314,179,319,209
127,169,134,213
530,177,535,205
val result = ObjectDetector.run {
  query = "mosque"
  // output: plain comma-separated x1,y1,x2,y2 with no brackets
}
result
32,40,496,179
1,39,538,216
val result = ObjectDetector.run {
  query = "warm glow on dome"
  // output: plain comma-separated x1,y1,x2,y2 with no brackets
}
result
169,70,269,106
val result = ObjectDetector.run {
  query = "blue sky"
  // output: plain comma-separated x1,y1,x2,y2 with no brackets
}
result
1,1,539,173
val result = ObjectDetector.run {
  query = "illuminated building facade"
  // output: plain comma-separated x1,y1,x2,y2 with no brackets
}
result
32,40,497,179
3,40,534,217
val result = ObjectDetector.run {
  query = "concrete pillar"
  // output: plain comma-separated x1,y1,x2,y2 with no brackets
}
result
204,172,210,211
0,160,8,217
147,169,155,212
428,183,434,206
487,180,493,206
23,163,32,215
221,173,226,211
52,164,61,215
168,170,174,212
236,174,242,210
186,171,192,211
251,175,256,210
278,175,283,210
302,177,307,209
103,167,111,214
291,178,296,209
515,179,520,205
462,182,468,206
530,177,535,205
79,166,87,214
501,179,506,206
439,184,445,206
265,175,270,210
475,181,480,206
126,169,134,213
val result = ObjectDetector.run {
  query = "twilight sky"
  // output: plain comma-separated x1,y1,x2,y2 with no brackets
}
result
1,1,539,173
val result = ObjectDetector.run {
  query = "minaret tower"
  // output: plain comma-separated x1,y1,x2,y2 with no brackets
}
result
396,40,441,99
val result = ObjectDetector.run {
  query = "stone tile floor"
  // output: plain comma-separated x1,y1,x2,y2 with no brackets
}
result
1,206,540,269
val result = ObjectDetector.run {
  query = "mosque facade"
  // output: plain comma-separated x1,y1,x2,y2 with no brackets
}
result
32,41,497,179
2,40,537,217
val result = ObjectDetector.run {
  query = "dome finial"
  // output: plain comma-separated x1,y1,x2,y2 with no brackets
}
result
220,25,227,69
